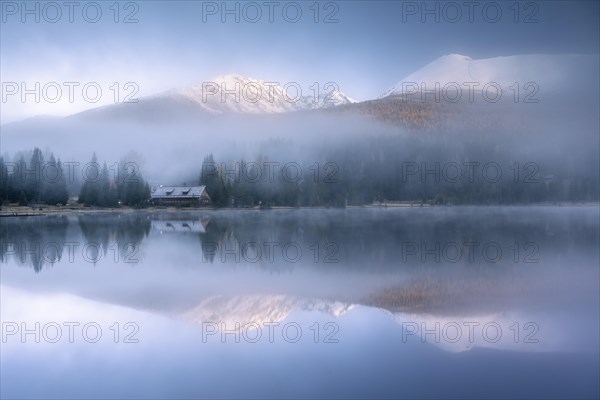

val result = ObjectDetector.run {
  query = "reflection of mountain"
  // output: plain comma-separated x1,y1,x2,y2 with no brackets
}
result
177,293,589,354
3,208,598,359
181,294,355,329
364,276,536,316
387,311,524,353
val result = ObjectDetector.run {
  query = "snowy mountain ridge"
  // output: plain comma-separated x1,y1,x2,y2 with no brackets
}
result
164,73,357,114
7,53,597,125
381,53,599,97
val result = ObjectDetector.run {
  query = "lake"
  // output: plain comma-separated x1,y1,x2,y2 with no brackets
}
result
1,206,599,399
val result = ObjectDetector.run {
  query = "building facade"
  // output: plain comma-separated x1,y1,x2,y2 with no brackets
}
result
150,186,211,207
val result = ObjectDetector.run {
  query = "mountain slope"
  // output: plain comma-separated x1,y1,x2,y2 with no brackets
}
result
381,53,599,97
174,73,356,114
69,73,356,123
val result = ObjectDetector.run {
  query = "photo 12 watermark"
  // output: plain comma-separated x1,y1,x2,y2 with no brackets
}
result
399,1,540,24
401,320,540,344
399,241,540,264
1,1,140,24
1,81,139,105
201,160,340,185
397,81,540,104
398,161,542,185
2,321,140,344
200,1,340,23
3,160,143,186
196,80,347,107
200,320,340,343
201,240,339,264
1,241,141,265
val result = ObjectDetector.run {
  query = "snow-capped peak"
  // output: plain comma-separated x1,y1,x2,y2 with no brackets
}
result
447,53,472,60
381,53,599,98
172,73,356,114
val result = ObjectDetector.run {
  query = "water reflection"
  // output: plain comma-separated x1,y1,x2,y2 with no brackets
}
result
0,215,69,272
1,208,598,314
1,207,599,398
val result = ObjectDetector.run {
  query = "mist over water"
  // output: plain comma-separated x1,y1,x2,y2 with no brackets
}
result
2,0,599,398
2,76,599,400
1,207,599,398
2,82,598,196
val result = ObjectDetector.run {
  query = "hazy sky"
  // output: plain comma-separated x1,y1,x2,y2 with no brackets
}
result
1,0,598,122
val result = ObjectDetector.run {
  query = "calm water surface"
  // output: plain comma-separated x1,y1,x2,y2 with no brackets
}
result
1,206,599,399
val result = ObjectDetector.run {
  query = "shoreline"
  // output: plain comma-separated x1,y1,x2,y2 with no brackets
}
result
1,202,598,218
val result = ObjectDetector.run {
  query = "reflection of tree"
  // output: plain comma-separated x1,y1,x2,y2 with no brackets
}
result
195,208,598,275
77,213,151,264
3,209,597,277
364,271,539,315
0,216,68,272
199,217,227,264
1,213,153,273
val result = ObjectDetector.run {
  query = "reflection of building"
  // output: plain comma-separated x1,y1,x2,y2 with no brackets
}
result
151,219,209,234
150,186,211,207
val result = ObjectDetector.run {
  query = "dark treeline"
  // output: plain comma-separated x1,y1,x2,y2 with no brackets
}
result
0,148,150,207
198,132,599,208
0,148,69,206
3,129,598,209
200,154,347,208
78,153,150,207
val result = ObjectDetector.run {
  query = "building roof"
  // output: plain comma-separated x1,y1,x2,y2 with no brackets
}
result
151,220,207,233
151,186,207,199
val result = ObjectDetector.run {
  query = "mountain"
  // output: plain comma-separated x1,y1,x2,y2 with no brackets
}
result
4,54,596,129
178,294,566,353
381,53,599,98
173,73,356,114
71,73,356,123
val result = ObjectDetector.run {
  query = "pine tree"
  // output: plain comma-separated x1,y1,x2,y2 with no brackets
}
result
200,154,228,207
27,148,45,204
117,160,150,207
44,155,69,205
0,157,9,205
78,153,101,205
44,154,62,204
98,162,110,207
12,157,27,203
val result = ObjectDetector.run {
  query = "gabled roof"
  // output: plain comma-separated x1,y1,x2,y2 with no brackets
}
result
151,186,207,199
151,220,207,233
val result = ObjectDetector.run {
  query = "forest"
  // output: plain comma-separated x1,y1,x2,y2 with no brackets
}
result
0,149,150,207
1,130,598,209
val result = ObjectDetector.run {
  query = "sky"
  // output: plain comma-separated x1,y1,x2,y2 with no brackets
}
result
1,0,599,123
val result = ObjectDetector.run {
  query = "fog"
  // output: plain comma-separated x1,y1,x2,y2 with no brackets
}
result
1,83,598,205
2,1,599,398
2,207,598,314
